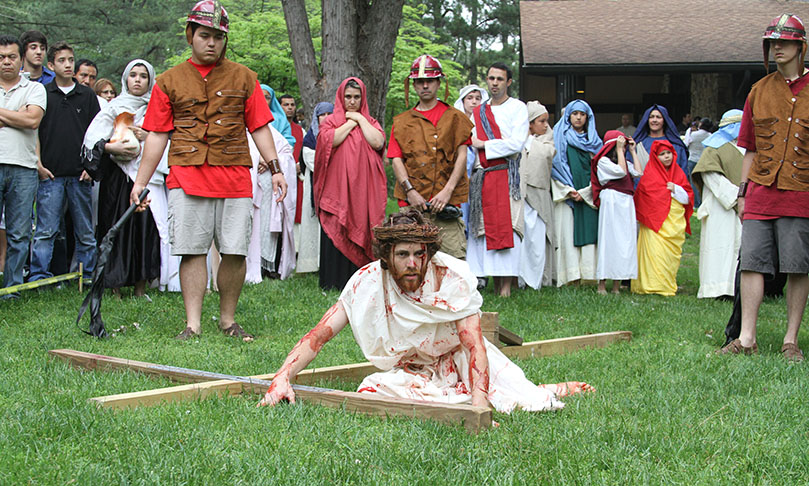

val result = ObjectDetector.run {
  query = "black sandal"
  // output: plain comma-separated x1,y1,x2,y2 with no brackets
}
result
221,323,254,342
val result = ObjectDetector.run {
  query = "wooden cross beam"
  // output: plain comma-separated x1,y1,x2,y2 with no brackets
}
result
480,312,524,346
72,363,492,433
50,328,631,432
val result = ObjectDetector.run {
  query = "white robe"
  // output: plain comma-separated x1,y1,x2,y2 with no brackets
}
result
295,146,321,273
595,158,641,280
339,252,563,413
467,97,529,277
258,127,297,279
519,131,555,289
551,179,597,285
697,171,741,298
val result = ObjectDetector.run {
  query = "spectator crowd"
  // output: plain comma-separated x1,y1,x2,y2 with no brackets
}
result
0,3,775,353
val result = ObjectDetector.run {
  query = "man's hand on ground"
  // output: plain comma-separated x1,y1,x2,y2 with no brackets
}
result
257,377,295,407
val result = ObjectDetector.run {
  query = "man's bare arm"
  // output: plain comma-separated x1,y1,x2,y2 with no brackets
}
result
429,144,467,213
456,312,490,408
251,124,288,202
258,301,350,407
129,131,169,209
392,156,427,210
0,104,44,130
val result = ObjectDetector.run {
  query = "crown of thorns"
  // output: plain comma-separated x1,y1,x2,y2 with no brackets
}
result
372,223,441,244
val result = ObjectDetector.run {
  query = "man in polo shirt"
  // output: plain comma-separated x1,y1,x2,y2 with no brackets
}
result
30,41,100,283
19,30,53,85
389,54,472,260
0,35,46,295
718,14,809,361
130,0,287,341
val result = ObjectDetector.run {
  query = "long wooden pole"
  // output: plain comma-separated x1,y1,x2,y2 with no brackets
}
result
49,349,379,385
89,378,492,433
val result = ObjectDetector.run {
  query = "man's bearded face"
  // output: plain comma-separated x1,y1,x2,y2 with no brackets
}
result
389,242,429,292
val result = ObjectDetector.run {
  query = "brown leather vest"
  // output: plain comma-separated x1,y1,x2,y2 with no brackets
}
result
392,104,474,205
747,71,809,191
156,59,257,167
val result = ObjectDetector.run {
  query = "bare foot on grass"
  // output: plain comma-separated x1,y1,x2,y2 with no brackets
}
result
539,381,595,398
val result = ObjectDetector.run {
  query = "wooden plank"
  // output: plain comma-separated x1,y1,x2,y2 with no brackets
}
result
49,349,379,385
500,331,632,359
90,375,492,433
496,325,524,346
479,311,500,346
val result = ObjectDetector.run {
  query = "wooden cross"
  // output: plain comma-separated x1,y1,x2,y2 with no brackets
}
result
50,312,631,433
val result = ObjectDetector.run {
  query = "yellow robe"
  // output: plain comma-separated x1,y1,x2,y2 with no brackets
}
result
631,201,686,296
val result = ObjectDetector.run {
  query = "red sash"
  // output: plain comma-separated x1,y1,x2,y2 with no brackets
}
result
473,104,514,250
291,122,304,223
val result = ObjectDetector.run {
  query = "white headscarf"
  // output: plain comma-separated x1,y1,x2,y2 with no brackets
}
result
453,84,489,117
83,59,156,153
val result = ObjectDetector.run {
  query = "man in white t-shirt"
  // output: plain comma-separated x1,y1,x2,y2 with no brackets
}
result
0,34,47,296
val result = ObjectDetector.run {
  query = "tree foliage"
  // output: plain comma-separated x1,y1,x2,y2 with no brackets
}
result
0,0,521,118
0,0,189,87
280,0,405,127
413,0,521,89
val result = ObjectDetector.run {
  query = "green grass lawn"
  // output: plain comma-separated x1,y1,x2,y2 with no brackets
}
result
2,217,809,485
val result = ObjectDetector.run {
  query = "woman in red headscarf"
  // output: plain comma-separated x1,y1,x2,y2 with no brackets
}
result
631,140,694,296
314,77,387,290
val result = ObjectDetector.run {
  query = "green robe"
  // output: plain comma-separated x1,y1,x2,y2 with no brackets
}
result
568,145,598,247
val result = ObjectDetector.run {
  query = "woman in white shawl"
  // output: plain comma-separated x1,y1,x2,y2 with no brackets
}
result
453,85,489,232
83,59,170,296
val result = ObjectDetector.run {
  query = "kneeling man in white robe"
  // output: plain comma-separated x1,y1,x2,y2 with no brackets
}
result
258,209,593,413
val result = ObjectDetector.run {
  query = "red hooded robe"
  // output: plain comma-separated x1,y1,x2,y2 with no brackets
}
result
313,77,387,267
634,140,694,234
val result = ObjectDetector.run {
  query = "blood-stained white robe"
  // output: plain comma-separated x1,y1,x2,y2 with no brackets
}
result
338,252,563,413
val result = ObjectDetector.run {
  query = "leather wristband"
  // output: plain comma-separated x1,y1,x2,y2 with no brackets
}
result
400,179,416,193
737,181,748,198
268,158,282,175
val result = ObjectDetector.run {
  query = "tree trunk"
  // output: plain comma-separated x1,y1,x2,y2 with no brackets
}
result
281,0,325,117
468,1,478,84
281,0,404,127
691,73,720,120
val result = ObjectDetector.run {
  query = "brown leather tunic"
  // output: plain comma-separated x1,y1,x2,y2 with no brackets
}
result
391,104,474,205
156,59,257,167
747,71,809,191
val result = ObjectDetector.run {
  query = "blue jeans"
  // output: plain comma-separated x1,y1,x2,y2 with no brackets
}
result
30,176,96,280
686,160,702,208
0,164,37,288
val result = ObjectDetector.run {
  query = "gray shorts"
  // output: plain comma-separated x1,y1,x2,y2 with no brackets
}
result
168,189,253,256
739,217,809,276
